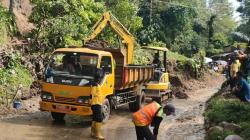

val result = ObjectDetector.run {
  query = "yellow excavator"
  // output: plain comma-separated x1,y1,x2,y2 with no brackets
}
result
85,11,134,65
142,46,172,102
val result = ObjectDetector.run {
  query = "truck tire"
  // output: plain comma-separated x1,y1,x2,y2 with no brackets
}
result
129,91,145,112
102,99,111,123
51,112,65,122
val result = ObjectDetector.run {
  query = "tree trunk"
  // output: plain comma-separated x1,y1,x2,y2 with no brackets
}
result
9,0,14,13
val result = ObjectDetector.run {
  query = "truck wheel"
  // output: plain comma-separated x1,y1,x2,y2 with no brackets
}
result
102,99,111,123
129,92,145,112
51,112,65,122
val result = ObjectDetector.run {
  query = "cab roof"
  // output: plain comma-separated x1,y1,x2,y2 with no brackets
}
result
55,47,111,56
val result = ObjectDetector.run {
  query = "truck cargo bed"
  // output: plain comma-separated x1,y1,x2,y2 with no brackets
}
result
115,65,154,89
84,46,154,89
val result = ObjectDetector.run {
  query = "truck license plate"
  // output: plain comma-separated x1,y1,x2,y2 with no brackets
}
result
57,105,70,112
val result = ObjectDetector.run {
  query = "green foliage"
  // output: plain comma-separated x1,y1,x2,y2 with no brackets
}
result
205,96,250,139
134,42,165,65
0,6,17,47
137,0,236,57
212,33,229,49
0,53,33,105
138,3,198,53
29,0,143,50
237,21,250,37
137,16,165,44
0,22,8,47
206,128,234,140
92,0,142,45
168,50,206,78
0,54,33,87
29,0,105,49
0,65,32,89
206,45,224,57
105,0,142,33
189,33,208,56
167,51,191,62
206,98,250,124
133,47,151,65
138,1,201,50
207,127,223,140
239,122,250,139
237,0,250,36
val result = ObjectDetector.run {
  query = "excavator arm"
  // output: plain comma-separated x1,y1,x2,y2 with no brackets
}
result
85,12,134,65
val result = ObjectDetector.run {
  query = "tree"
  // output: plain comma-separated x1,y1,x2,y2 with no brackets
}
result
29,0,105,50
104,0,142,34
205,0,236,55
237,0,250,36
138,0,203,56
207,15,216,44
9,0,14,12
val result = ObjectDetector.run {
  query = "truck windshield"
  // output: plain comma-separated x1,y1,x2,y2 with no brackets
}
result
45,52,98,85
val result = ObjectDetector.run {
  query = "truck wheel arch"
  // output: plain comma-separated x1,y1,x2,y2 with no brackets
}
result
129,87,145,112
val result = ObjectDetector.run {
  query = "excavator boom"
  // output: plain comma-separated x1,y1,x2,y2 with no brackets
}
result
85,12,134,64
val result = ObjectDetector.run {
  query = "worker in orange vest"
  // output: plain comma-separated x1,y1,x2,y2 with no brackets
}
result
133,101,175,140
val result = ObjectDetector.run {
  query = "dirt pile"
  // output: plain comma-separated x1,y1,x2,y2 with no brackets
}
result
1,0,34,35
169,72,221,99
85,40,110,48
0,44,47,98
1,44,47,80
17,45,48,96
173,89,189,99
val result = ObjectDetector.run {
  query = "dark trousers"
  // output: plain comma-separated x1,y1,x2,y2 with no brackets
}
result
229,77,237,89
91,105,103,122
135,126,155,140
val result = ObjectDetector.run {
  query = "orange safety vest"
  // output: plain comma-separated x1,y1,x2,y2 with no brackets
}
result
133,101,162,126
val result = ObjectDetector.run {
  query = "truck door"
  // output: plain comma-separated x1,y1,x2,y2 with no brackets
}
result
100,56,114,96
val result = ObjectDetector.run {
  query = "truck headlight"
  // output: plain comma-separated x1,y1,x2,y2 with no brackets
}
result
41,92,53,101
47,95,52,100
42,94,47,99
77,96,90,104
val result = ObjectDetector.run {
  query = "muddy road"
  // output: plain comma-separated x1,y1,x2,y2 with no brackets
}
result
0,76,224,140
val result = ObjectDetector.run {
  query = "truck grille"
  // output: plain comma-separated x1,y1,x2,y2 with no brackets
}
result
55,96,76,103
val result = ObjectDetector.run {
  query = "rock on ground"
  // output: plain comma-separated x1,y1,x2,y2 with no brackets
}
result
224,135,243,140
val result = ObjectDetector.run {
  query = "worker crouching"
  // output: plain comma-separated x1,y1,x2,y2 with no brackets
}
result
91,69,105,140
133,101,175,140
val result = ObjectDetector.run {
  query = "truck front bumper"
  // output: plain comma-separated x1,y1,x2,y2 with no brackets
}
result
39,101,93,116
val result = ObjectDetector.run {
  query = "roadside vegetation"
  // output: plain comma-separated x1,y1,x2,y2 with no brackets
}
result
204,1,250,139
0,5,16,47
0,53,33,107
205,87,250,140
0,5,33,107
